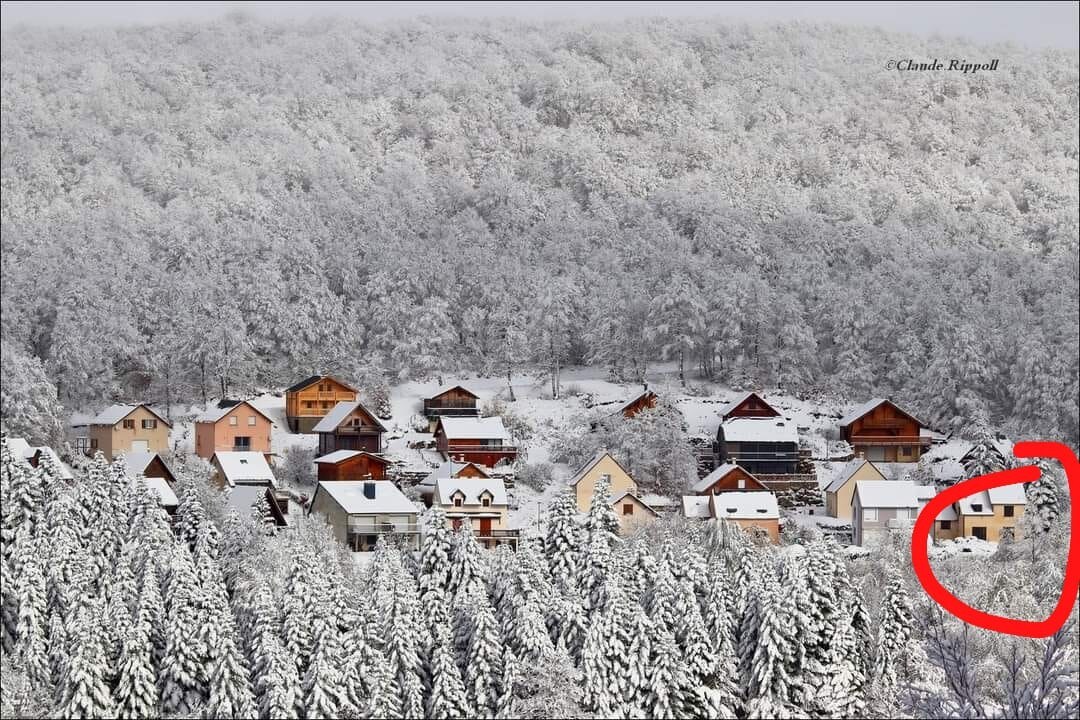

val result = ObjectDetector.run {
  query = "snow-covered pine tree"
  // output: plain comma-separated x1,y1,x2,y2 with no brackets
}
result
174,480,207,553
583,470,620,540
673,577,717,689
544,489,581,591
463,585,503,719
962,430,1007,480
1025,459,1064,533
366,642,404,719
249,492,278,537
202,603,256,719
420,506,454,598
448,527,487,600
281,549,319,676
644,560,681,633
159,546,206,716
427,621,471,719
384,568,425,719
743,571,798,719
645,625,682,719
57,603,116,720
579,580,630,716
504,593,555,663
13,540,50,692
873,566,915,695
114,602,159,720
578,525,613,614
626,541,658,603
301,612,350,720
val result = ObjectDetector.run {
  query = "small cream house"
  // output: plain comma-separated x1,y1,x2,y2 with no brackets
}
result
87,404,171,458
610,491,659,535
433,477,516,548
825,458,887,520
569,451,638,514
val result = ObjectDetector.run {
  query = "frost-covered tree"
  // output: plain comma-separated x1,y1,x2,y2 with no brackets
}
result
544,489,581,591
427,622,470,719
57,603,116,720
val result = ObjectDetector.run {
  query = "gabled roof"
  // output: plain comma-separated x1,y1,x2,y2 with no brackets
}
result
614,390,658,416
312,480,418,515
5,439,74,480
211,451,277,488
958,491,995,516
434,477,508,507
852,480,930,509
824,458,886,494
568,450,633,488
90,403,172,428
718,391,780,419
709,491,780,520
285,375,358,394
986,484,1027,506
312,401,387,434
691,463,744,494
428,385,480,400
435,416,510,441
418,460,491,491
682,495,713,519
195,400,275,425
133,475,178,508
314,449,390,465
839,398,924,429
719,418,799,444
122,451,176,480
610,490,660,517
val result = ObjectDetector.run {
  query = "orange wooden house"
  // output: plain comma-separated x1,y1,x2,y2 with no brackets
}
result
284,375,358,433
719,391,780,421
691,463,768,495
433,416,518,467
314,450,391,482
839,398,929,463
616,388,658,419
194,400,275,460
423,385,480,430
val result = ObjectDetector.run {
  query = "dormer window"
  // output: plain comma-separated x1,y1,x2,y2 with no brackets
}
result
971,503,983,512
481,497,491,507
453,495,463,507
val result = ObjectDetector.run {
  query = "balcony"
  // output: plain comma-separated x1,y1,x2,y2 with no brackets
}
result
317,391,338,400
445,444,518,454
424,402,481,417
477,529,520,548
851,436,922,445
861,418,908,429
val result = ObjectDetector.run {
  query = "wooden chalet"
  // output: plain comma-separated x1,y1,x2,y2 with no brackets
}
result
433,416,517,467
691,463,768,495
714,417,800,475
123,451,179,486
284,375,358,433
423,385,480,430
839,399,928,463
719,391,780,421
314,450,391,482
616,388,658,419
313,401,387,456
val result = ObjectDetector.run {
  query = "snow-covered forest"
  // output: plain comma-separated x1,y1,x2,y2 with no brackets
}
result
1,16,1078,444
1,439,1077,720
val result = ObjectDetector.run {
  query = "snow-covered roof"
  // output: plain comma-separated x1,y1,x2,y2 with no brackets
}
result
418,460,490,491
936,504,958,522
824,459,885,494
429,385,479,400
436,416,510,441
120,451,177,481
640,493,675,508
314,449,389,465
226,484,272,517
852,480,931,509
987,484,1027,506
718,391,756,418
136,475,178,508
312,401,386,433
434,477,508,507
682,495,713,519
839,398,924,428
212,452,277,487
314,481,418,516
691,463,742,493
710,492,780,520
958,492,994,516
719,418,799,444
615,390,657,415
4,438,73,479
6,437,32,457
610,490,659,516
195,401,275,425
68,411,94,428
90,403,171,427
285,375,357,394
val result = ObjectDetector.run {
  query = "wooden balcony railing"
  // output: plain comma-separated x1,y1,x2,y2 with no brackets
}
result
851,436,922,445
860,418,908,429
445,444,518,454
424,403,481,417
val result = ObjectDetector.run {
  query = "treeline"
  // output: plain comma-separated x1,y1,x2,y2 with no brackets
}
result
1,17,1077,443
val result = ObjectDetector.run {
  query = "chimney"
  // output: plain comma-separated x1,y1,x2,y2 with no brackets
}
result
643,382,649,392
363,482,376,500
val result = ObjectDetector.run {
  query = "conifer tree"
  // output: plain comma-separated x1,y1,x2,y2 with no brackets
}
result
384,570,424,718
57,603,116,720
448,527,486,600
115,603,159,720
873,567,915,694
302,613,349,720
583,470,620,539
544,489,581,591
420,507,454,597
463,586,503,719
646,626,682,719
427,622,471,719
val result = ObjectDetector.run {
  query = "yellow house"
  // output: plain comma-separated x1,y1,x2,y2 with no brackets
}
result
957,486,1026,542
433,477,516,548
824,458,887,521
87,404,171,458
570,451,638,514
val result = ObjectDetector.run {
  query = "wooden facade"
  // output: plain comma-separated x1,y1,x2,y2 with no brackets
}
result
840,399,926,463
619,390,658,419
721,392,780,420
284,375,358,433
315,451,390,482
433,418,518,467
315,402,386,456
423,385,480,427
695,464,768,495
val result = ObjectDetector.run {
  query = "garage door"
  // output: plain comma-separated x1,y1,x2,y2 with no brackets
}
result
131,440,149,453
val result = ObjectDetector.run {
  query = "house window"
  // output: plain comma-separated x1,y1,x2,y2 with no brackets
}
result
623,503,634,516
322,401,332,409
940,520,952,530
972,526,987,541
863,508,878,522
1003,505,1014,517
248,415,257,426
229,416,238,426
454,497,463,507
305,401,314,409
971,503,983,513
901,446,912,457
737,478,746,489
123,419,135,429
234,437,251,450
89,438,98,449
142,419,157,430
482,497,490,507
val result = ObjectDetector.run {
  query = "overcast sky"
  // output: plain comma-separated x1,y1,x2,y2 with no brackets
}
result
2,1,1078,49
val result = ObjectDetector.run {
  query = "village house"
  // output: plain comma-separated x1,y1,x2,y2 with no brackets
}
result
284,375,358,433
691,463,769,495
616,388,658,419
824,458,888,521
314,450,391,482
433,476,518,548
433,416,517,467
5,436,74,480
609,490,660,535
681,491,781,543
851,480,937,546
718,391,781,421
307,480,420,551
132,474,179,516
714,417,801,475
123,451,178,487
839,398,929,463
423,385,481,430
314,400,387,456
87,404,171,458
193,400,275,460
416,459,491,503
210,451,290,527
956,485,1026,542
569,450,638,514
